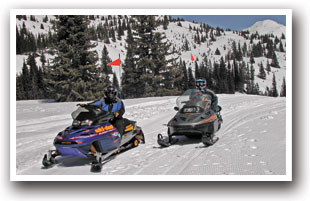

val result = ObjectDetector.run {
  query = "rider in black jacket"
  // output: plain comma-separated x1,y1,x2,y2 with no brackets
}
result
195,78,219,112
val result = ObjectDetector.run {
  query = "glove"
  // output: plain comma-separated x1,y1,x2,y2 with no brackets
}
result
77,103,86,107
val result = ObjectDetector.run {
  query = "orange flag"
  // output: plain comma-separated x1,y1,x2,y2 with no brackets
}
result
107,58,121,66
191,54,195,61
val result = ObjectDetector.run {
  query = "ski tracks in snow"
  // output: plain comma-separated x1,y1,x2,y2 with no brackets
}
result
15,95,287,175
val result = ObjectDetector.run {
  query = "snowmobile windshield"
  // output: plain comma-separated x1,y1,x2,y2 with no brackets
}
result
71,105,109,121
176,89,212,113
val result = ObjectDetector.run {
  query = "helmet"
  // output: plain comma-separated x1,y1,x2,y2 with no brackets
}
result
195,78,207,90
104,86,117,102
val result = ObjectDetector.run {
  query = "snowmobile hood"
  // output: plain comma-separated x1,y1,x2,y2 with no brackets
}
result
54,123,118,144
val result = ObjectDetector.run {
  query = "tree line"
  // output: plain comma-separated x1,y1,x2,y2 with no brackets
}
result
16,15,286,101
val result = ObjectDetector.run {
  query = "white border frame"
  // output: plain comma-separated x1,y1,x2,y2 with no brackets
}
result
10,9,292,181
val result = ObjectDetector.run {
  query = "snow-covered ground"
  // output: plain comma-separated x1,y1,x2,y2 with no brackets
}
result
14,94,287,177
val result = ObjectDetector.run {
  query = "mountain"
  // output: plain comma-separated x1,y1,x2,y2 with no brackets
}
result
243,19,286,37
15,15,287,98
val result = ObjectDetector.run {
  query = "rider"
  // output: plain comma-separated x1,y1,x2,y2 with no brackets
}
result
195,78,219,112
92,86,125,135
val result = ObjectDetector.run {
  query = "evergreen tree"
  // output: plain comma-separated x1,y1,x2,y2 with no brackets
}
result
250,64,255,81
194,61,200,78
110,27,116,42
236,42,243,61
16,26,22,54
279,41,285,52
254,83,260,95
112,72,120,91
188,67,195,88
265,86,270,96
215,48,221,55
124,15,181,97
181,60,189,91
271,73,279,97
43,15,49,23
122,23,139,98
30,15,36,22
218,57,228,93
250,53,255,64
27,53,40,99
226,68,234,94
233,59,245,92
101,45,112,74
40,51,46,67
16,75,26,100
266,60,271,74
131,15,157,96
45,15,105,102
16,60,30,100
280,76,286,97
281,33,286,39
246,80,255,94
183,38,190,51
232,41,242,61
257,61,266,80
271,52,280,68
163,15,169,30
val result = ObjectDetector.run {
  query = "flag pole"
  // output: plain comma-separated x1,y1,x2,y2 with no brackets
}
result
119,61,122,99
107,58,122,98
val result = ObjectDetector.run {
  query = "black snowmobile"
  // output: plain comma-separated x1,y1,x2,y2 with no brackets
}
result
42,104,145,172
158,89,223,147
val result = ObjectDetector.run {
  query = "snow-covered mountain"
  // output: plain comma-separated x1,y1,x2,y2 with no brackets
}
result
243,19,286,37
15,16,287,95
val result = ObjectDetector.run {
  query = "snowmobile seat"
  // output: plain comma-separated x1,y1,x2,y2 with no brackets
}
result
123,118,135,133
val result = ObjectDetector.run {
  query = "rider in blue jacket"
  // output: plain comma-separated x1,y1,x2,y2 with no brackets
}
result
92,86,125,135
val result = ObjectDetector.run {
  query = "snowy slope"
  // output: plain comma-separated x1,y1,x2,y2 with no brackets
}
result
14,94,286,177
16,15,57,36
15,16,287,94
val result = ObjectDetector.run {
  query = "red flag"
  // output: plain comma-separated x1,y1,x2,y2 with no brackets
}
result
107,58,121,66
191,54,195,61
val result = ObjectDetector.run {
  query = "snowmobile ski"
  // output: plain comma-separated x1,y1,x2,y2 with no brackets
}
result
157,134,178,147
90,147,119,173
202,135,219,146
42,151,56,169
90,158,102,172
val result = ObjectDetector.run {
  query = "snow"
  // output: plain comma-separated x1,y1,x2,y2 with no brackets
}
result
13,94,287,179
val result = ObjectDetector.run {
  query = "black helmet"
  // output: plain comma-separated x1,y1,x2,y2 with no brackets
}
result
195,78,207,90
104,86,117,102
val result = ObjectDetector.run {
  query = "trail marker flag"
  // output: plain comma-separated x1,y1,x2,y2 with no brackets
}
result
107,58,121,66
191,54,195,61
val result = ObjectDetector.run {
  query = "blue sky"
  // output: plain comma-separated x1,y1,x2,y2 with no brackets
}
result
171,15,286,31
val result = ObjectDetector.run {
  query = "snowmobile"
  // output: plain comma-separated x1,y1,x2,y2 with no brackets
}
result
158,89,223,147
42,104,145,172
